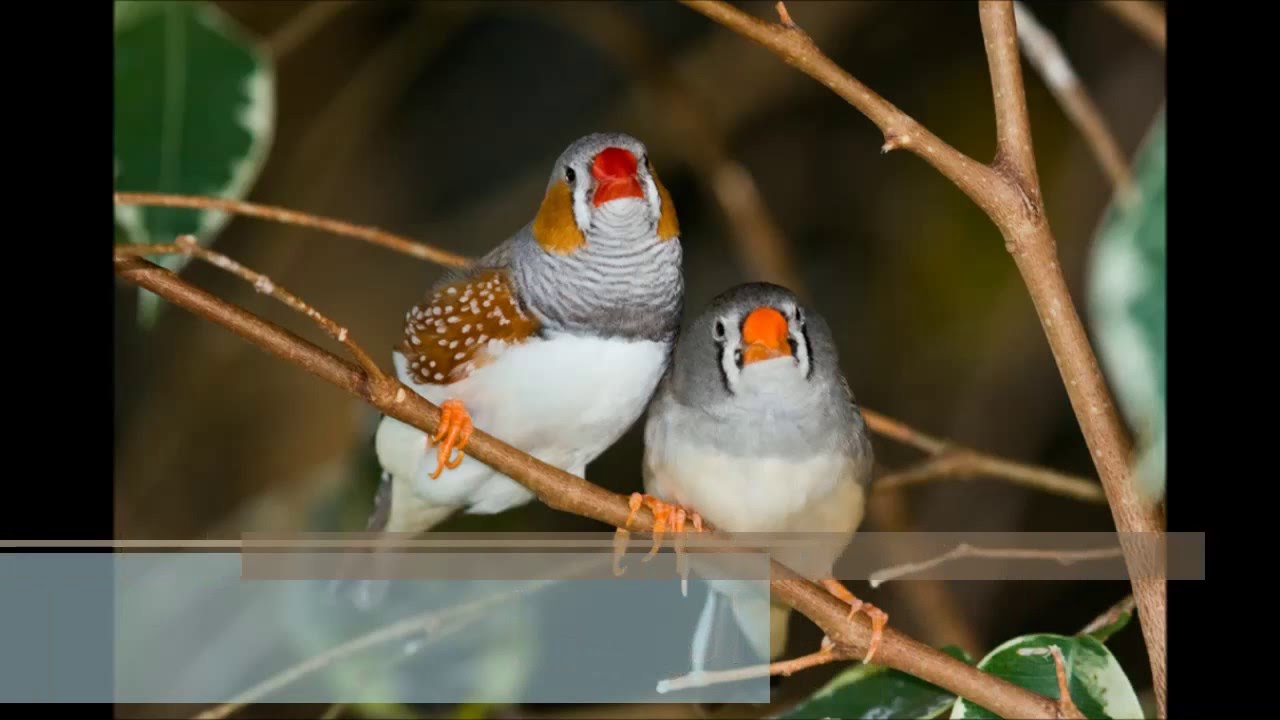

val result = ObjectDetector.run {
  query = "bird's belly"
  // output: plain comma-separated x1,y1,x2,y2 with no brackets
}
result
389,334,669,512
646,437,859,535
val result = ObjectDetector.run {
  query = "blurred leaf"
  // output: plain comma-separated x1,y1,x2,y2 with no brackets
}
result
113,0,275,326
1086,107,1166,502
949,634,1143,720
773,645,972,720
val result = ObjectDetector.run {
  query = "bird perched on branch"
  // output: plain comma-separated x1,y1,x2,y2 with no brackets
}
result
333,132,685,608
632,282,886,674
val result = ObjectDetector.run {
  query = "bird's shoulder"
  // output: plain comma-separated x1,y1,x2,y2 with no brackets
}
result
397,263,541,386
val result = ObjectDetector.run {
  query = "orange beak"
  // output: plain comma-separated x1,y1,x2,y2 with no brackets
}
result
591,147,645,206
740,306,792,365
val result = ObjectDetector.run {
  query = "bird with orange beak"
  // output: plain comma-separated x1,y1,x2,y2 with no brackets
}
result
334,132,684,608
635,282,886,678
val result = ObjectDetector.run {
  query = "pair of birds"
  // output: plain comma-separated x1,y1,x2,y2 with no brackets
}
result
347,132,887,674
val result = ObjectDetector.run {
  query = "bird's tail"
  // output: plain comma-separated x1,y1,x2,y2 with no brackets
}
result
689,581,793,675
326,470,458,612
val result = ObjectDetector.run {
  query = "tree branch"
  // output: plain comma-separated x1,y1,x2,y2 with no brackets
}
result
113,192,470,268
867,543,1124,589
1099,0,1167,52
676,1,1165,714
982,0,1042,198
876,449,1105,504
116,238,387,384
114,254,1061,719
1013,1,1134,196
113,191,1099,505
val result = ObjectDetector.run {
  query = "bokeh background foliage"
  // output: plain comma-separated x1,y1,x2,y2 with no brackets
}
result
113,1,1165,718
114,0,275,325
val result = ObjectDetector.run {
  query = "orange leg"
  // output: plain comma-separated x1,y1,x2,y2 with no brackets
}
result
427,399,473,479
612,493,705,576
821,577,888,664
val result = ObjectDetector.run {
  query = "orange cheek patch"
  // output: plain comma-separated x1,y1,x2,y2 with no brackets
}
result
655,175,680,242
532,180,586,255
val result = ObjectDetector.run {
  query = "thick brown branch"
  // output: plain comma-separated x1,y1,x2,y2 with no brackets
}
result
1100,0,1167,52
1013,1,1134,196
114,255,1060,719
678,1,1165,713
113,192,470,268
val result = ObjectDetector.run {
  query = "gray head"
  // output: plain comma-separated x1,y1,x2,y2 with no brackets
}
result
510,132,683,342
668,283,858,425
540,132,672,238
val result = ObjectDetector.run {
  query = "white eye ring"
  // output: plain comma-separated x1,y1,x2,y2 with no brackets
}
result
713,319,726,341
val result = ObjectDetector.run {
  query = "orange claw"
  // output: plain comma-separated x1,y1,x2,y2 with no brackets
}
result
613,493,706,579
428,399,473,479
821,577,888,664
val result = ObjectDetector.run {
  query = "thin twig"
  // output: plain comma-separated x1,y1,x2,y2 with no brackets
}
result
868,543,1124,589
1099,0,1167,52
1048,645,1086,719
680,3,1165,713
1013,2,1134,196
114,255,1061,719
1077,594,1136,637
655,644,839,694
113,192,470,268
192,563,585,720
876,449,1106,504
115,238,387,385
265,0,355,59
864,406,1102,504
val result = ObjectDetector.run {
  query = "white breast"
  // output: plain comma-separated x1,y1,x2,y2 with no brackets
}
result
380,332,670,515
643,410,866,578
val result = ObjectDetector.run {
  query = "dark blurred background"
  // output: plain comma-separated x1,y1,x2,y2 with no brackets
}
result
112,1,1165,717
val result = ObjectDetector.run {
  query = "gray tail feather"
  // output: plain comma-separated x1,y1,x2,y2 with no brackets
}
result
324,471,396,611
689,586,771,676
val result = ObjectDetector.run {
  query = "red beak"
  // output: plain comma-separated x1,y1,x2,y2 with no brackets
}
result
590,147,645,206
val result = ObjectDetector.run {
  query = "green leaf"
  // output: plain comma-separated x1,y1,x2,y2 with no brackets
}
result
774,645,973,720
1086,107,1166,502
949,634,1143,720
114,0,275,325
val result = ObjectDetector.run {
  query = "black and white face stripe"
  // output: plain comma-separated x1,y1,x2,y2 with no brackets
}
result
709,302,813,395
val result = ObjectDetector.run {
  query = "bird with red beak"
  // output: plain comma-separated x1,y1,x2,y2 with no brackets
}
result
331,132,685,610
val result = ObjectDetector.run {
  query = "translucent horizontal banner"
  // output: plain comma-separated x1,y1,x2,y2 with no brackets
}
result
1,551,773,706
0,531,1204,707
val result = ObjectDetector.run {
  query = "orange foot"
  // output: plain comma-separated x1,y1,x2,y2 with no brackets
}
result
821,577,888,664
612,494,705,579
427,399,473,479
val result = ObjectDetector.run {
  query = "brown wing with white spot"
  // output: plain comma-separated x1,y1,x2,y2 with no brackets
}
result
398,268,541,386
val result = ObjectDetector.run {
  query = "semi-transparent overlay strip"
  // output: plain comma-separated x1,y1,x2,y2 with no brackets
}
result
2,531,1202,706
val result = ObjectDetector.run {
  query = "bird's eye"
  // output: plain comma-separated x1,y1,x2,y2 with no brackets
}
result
713,319,726,341
565,166,576,184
